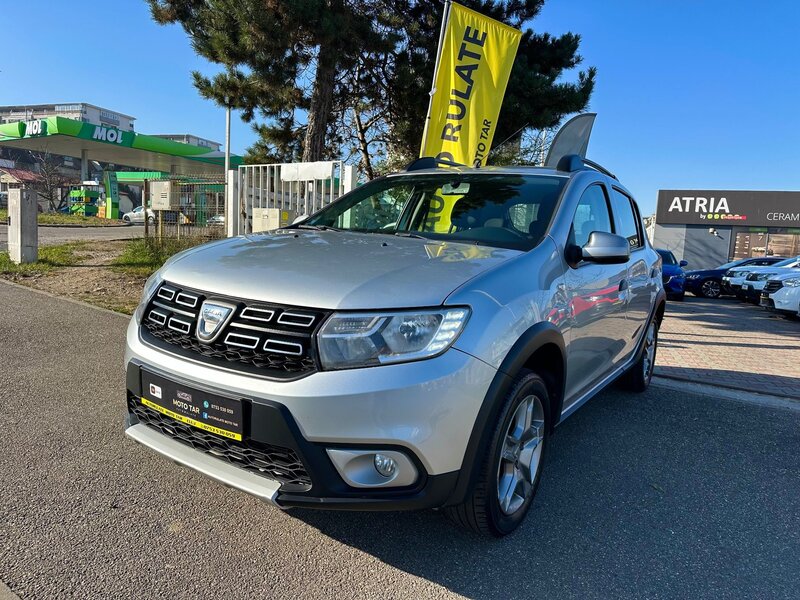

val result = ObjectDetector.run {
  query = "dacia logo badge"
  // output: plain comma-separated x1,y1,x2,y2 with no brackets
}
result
196,301,234,343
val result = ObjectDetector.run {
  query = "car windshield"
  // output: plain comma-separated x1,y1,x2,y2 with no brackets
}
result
719,259,749,269
657,250,677,265
303,174,568,251
773,256,799,267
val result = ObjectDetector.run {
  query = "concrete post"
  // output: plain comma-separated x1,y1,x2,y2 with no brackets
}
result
8,188,38,264
80,149,89,182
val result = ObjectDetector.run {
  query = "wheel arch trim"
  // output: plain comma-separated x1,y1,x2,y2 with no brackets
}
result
445,322,566,506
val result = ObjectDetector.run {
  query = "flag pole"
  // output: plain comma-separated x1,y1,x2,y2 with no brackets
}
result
420,0,453,156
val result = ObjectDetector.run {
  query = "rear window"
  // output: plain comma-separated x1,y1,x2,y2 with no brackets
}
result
610,189,642,249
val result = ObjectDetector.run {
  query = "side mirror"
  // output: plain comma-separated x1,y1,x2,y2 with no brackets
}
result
581,231,630,264
679,260,688,267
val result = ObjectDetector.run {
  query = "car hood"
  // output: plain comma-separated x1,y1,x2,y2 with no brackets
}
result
685,268,723,277
160,230,522,309
764,268,800,280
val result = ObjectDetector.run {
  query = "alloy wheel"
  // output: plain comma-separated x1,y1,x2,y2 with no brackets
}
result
701,280,721,298
642,321,657,381
496,394,545,515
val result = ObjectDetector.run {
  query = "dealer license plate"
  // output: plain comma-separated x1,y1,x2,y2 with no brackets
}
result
140,370,244,441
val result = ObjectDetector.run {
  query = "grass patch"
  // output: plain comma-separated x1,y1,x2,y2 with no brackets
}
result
0,242,86,275
0,208,122,227
111,237,206,278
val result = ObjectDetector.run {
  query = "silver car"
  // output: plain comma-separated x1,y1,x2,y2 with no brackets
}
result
124,155,666,536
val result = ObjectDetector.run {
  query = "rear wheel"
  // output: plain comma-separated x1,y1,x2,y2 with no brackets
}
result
699,279,722,298
147,215,155,224
445,371,550,537
123,215,131,223
619,318,658,392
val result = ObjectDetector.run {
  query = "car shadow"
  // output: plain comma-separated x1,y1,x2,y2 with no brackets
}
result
284,388,798,599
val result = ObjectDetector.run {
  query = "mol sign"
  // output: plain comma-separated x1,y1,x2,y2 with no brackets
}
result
92,125,125,144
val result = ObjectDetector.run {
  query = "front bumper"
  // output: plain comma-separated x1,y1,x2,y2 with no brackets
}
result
763,287,800,315
663,276,685,297
124,316,497,509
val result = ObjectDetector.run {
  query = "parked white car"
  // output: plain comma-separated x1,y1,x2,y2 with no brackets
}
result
122,205,156,224
725,256,800,300
761,272,800,318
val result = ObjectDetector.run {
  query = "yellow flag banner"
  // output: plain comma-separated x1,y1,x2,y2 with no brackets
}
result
420,2,522,166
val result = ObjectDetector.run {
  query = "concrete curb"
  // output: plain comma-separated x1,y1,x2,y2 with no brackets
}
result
653,372,799,401
651,376,800,412
0,581,21,600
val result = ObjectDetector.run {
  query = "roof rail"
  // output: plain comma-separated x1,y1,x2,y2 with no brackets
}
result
404,156,466,171
556,153,617,180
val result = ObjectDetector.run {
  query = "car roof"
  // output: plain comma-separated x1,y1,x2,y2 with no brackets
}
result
386,165,570,178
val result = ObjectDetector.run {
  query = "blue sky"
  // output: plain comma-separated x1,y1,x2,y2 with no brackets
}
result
1,0,798,214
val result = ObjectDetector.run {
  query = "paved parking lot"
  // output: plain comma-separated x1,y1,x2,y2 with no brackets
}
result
0,224,142,252
1,280,798,599
656,296,800,398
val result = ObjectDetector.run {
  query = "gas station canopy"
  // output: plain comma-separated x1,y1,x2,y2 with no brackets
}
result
0,117,242,174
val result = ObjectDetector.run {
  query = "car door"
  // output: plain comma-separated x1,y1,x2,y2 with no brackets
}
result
563,183,629,402
610,188,653,358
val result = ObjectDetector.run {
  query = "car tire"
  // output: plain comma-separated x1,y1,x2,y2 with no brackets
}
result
698,279,722,298
619,317,658,393
123,215,131,223
444,370,550,537
147,216,155,224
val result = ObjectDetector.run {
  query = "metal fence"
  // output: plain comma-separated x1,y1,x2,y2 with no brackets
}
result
144,174,227,241
236,161,356,234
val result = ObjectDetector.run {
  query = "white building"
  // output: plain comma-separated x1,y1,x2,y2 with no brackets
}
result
152,134,221,151
0,103,136,131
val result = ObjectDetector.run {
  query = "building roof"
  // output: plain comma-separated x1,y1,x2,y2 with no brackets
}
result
0,103,136,121
0,167,43,184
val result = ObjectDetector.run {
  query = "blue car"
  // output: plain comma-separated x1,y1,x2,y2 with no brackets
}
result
657,249,688,301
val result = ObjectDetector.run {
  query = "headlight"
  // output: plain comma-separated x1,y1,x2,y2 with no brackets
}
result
317,308,470,369
134,270,163,321
784,277,800,288
755,272,774,281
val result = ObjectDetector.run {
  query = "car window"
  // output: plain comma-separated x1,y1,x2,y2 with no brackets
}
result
570,185,613,248
657,250,677,265
610,189,642,249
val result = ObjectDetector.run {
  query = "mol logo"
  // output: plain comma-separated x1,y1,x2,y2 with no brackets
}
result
25,120,46,136
92,126,125,144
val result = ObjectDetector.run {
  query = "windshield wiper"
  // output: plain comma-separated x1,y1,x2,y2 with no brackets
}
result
293,224,340,231
394,232,429,240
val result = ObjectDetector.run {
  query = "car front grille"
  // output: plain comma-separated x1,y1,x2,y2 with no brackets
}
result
141,282,327,379
128,394,312,491
763,280,784,294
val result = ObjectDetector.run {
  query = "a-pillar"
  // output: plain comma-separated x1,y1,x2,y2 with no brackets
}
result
8,188,37,264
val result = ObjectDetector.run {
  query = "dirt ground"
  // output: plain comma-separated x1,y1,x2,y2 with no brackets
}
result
2,240,144,314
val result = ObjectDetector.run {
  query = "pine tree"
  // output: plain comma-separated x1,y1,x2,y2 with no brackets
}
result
148,0,595,169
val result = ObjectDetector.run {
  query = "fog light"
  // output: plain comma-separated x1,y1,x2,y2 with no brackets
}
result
373,453,397,478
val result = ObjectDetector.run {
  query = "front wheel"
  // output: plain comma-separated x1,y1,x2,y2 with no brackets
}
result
619,318,658,392
699,279,722,298
445,371,550,537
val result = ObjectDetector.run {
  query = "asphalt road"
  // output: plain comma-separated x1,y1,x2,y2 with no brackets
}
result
0,224,142,251
1,281,798,599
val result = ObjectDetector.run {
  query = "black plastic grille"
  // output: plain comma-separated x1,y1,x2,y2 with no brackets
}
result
128,394,311,491
141,282,327,379
763,280,784,294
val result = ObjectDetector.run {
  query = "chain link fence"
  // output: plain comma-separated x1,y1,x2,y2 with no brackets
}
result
143,174,226,242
